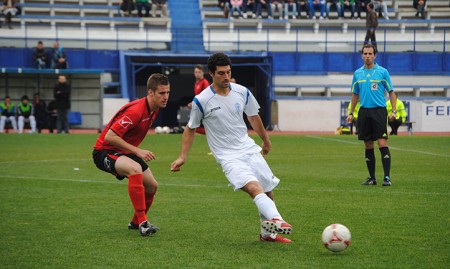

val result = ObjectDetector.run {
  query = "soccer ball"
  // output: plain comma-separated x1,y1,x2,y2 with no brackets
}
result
322,224,351,252
155,126,163,134
162,126,171,134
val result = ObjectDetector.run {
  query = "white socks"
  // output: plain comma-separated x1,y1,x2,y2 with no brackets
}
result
253,193,282,221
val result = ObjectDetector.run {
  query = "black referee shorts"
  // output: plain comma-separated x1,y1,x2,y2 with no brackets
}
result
357,107,389,141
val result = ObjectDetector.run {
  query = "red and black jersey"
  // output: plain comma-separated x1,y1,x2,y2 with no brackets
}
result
194,78,210,96
93,97,158,153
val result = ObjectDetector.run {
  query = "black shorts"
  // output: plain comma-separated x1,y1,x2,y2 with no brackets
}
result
92,150,148,180
357,107,388,141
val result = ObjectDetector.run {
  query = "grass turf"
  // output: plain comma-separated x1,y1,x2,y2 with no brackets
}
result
0,133,449,268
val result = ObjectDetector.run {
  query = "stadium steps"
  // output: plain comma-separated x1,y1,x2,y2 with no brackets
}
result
168,0,204,53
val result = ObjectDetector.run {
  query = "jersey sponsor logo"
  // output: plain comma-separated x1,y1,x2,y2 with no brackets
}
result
118,116,133,128
210,106,221,112
371,83,378,91
103,157,111,170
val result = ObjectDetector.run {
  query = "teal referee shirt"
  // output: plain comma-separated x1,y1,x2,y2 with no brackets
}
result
350,63,394,108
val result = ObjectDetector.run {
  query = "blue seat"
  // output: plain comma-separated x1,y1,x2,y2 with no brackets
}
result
68,111,82,125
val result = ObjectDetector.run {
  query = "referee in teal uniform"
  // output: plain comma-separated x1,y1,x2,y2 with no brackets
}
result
347,44,397,186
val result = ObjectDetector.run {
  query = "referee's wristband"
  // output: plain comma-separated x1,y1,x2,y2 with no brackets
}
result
348,113,353,116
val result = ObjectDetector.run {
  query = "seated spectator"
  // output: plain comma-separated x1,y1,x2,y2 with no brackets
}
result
151,0,167,17
270,0,284,20
229,0,243,18
0,96,18,133
373,0,388,20
33,41,47,69
310,0,325,19
297,0,311,18
347,100,360,134
218,0,230,18
17,95,37,134
136,0,151,17
51,42,68,69
326,0,341,18
1,0,18,29
354,0,369,19
242,0,255,18
284,0,298,19
32,93,47,133
413,0,426,19
120,0,135,17
386,93,407,135
259,0,273,19
340,0,355,18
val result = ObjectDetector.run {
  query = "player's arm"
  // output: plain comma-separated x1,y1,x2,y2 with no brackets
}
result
247,115,271,155
171,126,196,172
105,129,155,162
346,94,360,124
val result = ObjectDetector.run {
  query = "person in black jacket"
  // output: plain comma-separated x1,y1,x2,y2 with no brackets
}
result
53,75,71,134
32,93,47,133
33,41,47,69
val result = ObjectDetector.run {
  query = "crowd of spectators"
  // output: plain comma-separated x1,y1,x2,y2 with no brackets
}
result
32,41,69,70
120,0,167,17
216,0,434,20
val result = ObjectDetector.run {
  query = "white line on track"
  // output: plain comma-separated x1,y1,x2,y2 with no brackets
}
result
307,188,450,196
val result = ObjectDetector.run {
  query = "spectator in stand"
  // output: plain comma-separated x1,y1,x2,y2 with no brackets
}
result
242,0,256,18
229,0,243,18
257,0,273,19
136,0,151,17
151,0,167,17
53,75,71,134
1,0,18,29
51,42,68,69
32,93,47,133
355,0,369,19
284,0,298,19
218,0,230,18
270,0,284,20
0,96,18,133
373,0,388,20
297,0,311,18
325,0,341,19
364,2,378,51
17,95,37,134
310,0,325,19
47,99,58,134
33,41,47,69
340,0,355,18
413,0,426,19
386,92,407,135
120,0,135,17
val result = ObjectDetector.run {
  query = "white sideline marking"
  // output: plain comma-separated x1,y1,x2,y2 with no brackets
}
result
307,188,450,196
306,135,450,158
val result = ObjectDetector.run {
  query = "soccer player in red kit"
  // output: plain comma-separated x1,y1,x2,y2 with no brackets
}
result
188,64,210,135
92,73,170,236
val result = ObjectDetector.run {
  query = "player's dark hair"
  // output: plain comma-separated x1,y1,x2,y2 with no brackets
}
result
147,73,169,91
207,52,232,74
362,44,377,55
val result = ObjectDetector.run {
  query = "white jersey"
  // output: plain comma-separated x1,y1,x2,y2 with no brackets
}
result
188,83,262,162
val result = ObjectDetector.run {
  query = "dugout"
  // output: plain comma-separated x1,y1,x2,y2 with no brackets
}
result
119,52,273,128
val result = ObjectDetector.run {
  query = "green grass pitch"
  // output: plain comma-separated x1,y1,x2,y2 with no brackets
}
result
0,133,449,268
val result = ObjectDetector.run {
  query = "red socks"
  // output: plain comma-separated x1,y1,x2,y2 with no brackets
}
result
129,176,156,225
128,174,147,225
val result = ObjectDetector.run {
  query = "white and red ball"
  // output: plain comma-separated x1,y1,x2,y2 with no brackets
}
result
322,223,351,252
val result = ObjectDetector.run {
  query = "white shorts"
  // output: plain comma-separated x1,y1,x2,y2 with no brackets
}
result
220,153,280,192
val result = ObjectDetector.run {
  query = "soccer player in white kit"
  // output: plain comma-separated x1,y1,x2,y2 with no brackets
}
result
171,52,293,243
